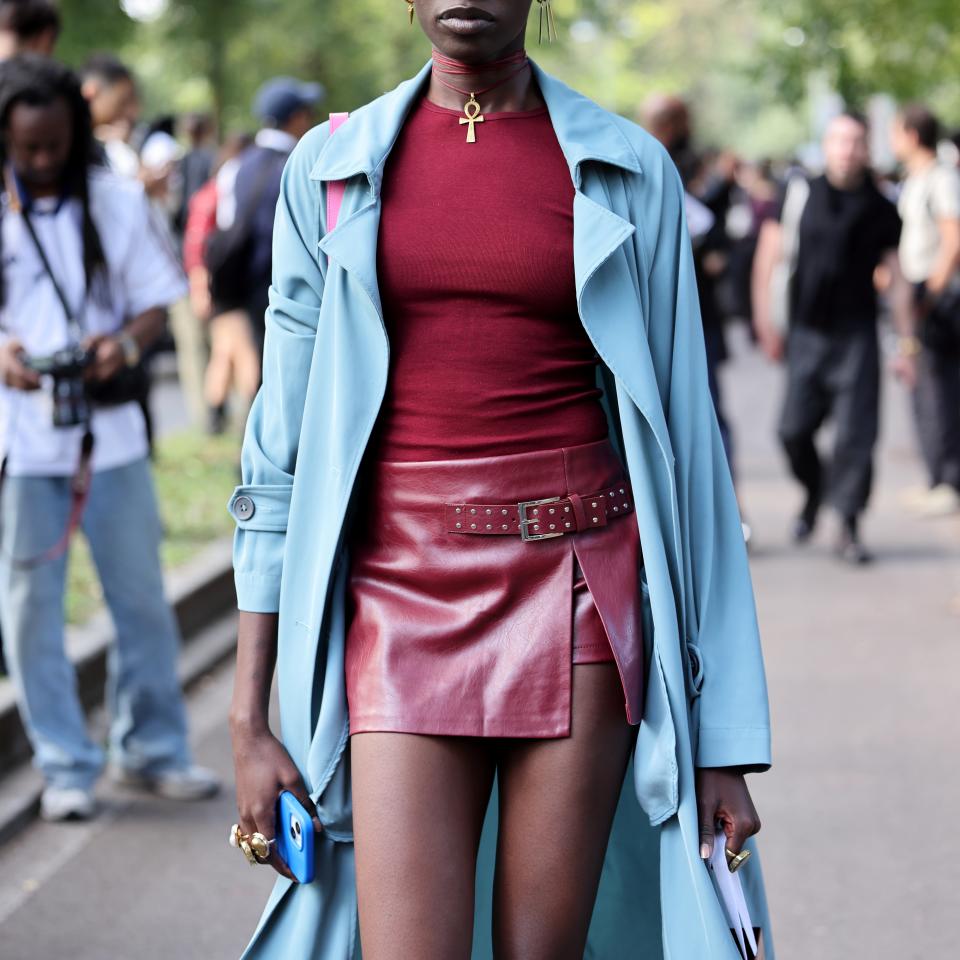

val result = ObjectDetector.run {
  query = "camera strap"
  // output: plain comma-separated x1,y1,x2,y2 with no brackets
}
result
0,425,94,570
0,429,94,570
0,206,96,569
20,208,87,343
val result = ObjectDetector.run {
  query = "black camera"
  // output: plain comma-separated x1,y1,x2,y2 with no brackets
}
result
23,346,95,428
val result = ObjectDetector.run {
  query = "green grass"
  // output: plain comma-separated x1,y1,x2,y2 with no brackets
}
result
64,430,240,625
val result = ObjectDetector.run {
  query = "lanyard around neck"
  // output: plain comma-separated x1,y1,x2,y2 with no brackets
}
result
3,165,86,341
19,205,88,344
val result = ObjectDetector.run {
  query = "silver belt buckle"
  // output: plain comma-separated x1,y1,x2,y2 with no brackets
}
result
518,496,564,542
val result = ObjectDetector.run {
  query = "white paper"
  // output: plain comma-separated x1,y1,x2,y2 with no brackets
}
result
685,191,716,241
707,830,759,959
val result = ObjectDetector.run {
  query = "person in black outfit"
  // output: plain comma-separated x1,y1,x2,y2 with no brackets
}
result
175,112,215,234
753,112,915,563
642,96,738,469
228,77,322,355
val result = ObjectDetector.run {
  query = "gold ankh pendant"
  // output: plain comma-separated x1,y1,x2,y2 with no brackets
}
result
459,94,484,143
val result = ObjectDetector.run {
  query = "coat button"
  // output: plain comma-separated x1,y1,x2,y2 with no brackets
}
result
234,495,255,521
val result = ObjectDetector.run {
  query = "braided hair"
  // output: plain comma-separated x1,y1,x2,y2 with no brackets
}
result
0,53,108,307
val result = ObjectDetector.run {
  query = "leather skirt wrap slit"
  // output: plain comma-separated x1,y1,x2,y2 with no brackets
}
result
344,437,643,738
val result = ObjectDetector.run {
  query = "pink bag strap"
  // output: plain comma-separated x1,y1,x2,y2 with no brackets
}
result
326,112,350,231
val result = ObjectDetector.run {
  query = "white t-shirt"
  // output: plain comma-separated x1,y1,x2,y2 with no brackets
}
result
0,169,187,477
897,161,960,284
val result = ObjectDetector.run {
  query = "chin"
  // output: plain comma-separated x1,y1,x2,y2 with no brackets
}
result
432,36,499,62
429,22,519,63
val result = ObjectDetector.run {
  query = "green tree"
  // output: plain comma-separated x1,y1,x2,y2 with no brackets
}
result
50,1,960,158
757,0,960,118
55,0,135,67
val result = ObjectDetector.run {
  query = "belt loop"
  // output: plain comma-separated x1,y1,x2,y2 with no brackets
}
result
568,492,589,531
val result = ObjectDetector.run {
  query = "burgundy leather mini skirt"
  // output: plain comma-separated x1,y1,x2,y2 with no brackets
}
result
344,437,643,738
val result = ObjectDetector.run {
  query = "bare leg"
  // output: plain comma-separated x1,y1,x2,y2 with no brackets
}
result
351,732,497,960
492,663,634,960
203,311,236,410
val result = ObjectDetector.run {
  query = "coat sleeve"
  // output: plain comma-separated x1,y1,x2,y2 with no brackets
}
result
641,149,772,771
228,126,330,613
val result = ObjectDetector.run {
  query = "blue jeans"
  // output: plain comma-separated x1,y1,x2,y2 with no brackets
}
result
0,458,191,790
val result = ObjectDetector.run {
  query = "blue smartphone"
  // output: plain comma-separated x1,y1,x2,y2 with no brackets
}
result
275,790,316,884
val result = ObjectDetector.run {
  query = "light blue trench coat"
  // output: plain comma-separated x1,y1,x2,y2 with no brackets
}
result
228,58,774,959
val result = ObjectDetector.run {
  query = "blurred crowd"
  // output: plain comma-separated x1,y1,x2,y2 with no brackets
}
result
643,94,960,563
0,0,957,822
0,0,327,822
71,56,323,437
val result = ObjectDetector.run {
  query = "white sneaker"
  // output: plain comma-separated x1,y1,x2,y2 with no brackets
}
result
914,484,960,518
40,786,97,822
109,763,221,801
899,484,932,511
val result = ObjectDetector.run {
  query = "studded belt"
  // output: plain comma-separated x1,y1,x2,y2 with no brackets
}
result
444,481,634,542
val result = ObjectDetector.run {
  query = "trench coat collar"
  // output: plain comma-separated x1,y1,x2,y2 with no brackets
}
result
310,55,667,459
308,57,643,192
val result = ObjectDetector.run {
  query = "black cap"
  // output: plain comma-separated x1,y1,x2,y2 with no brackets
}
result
254,76,324,127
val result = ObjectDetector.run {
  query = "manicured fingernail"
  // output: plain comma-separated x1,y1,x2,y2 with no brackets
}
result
700,843,711,860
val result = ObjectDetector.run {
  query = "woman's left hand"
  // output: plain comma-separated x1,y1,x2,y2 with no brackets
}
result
695,767,761,861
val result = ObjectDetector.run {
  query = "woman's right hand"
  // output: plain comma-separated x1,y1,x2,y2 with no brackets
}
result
230,724,324,881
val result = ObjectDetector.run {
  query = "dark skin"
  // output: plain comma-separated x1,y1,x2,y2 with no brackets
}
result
0,98,166,392
231,0,762,943
280,105,316,142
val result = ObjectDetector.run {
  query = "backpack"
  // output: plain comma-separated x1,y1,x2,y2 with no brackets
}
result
326,112,350,230
204,152,280,308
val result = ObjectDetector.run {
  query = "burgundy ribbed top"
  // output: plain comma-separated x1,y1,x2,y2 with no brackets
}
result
369,94,608,461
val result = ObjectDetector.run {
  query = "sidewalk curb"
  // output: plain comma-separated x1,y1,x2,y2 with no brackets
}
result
0,539,238,842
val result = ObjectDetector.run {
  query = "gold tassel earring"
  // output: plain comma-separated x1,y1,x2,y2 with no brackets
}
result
537,0,558,44
407,0,415,25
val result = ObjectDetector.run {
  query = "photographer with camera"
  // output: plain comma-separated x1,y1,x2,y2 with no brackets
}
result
0,55,219,821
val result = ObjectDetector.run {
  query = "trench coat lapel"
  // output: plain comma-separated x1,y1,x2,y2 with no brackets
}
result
309,59,671,457
318,198,384,320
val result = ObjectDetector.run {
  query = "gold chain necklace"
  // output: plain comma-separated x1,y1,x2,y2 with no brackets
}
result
430,50,531,144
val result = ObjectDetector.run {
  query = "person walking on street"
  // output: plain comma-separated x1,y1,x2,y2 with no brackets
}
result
891,104,960,518
184,134,260,433
753,112,915,564
214,77,322,357
80,54,142,180
643,96,737,472
227,3,772,957
0,56,219,822
175,112,215,234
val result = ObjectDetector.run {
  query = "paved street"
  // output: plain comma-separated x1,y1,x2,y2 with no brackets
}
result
0,330,956,959
0,655,276,960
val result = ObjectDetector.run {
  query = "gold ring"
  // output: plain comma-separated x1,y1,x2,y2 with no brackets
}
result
228,823,243,849
249,832,274,862
725,848,751,873
239,838,258,865
230,823,275,865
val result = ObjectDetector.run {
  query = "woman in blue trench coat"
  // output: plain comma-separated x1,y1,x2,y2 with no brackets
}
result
227,3,774,957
